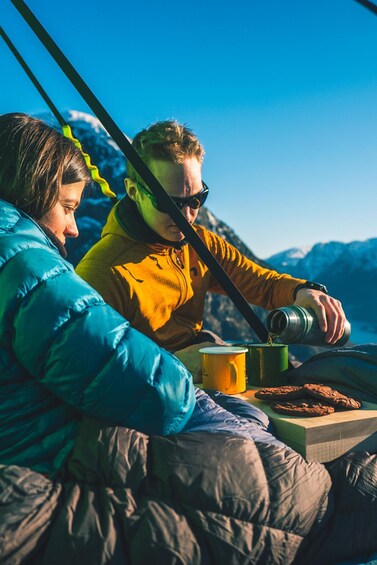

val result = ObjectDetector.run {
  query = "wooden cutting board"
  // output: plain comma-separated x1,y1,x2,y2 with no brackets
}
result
235,388,377,462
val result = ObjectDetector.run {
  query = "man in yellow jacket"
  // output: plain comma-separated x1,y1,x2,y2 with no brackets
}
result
76,120,345,378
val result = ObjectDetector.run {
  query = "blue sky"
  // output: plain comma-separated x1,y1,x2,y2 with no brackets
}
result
1,0,377,258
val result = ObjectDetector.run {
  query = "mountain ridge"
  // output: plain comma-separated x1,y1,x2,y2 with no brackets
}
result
54,110,376,351
266,238,377,343
266,238,377,279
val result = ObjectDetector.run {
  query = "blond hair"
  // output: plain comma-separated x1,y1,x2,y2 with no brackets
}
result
127,120,204,183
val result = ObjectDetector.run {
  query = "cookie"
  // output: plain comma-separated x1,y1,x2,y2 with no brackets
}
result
271,399,335,417
302,384,361,410
254,386,305,401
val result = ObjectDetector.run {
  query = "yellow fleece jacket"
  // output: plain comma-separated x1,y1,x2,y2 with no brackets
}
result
76,202,305,351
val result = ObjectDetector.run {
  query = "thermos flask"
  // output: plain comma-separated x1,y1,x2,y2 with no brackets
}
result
265,306,351,346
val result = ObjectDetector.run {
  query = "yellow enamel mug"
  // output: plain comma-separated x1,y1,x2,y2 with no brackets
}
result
199,346,248,394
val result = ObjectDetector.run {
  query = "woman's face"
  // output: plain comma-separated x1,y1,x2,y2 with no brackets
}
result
39,181,85,245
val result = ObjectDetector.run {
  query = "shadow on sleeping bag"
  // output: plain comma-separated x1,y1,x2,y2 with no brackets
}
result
1,388,377,564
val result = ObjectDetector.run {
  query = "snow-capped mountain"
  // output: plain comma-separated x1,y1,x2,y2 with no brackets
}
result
57,110,270,272
47,110,376,351
267,240,377,280
267,239,377,343
42,110,128,264
51,111,270,346
266,245,314,272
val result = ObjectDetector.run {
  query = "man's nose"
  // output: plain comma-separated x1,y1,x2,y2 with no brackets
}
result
181,204,196,222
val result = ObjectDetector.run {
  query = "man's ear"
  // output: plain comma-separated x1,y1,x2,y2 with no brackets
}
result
124,178,138,202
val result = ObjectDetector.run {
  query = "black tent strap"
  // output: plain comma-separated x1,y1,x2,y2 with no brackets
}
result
0,25,64,126
0,24,117,200
354,0,377,16
9,0,269,342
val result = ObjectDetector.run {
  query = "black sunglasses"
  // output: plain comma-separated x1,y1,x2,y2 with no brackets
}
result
135,180,209,213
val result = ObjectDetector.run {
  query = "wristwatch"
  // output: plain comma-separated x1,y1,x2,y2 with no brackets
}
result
293,281,328,300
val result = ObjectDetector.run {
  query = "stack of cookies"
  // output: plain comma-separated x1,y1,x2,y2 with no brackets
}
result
254,384,362,417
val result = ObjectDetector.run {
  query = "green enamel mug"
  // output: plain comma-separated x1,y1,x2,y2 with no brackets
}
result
243,343,289,387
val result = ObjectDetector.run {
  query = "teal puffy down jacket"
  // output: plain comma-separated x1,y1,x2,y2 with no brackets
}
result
0,200,195,475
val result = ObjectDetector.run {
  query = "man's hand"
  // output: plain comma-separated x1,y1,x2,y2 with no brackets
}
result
174,342,221,383
294,288,346,344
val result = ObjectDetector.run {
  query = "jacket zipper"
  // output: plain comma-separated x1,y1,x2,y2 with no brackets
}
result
173,248,185,269
168,248,188,308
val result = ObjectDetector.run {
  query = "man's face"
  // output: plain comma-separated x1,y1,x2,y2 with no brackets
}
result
127,157,203,242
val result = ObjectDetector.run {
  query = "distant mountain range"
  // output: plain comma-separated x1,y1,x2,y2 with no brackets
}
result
266,240,377,283
266,240,377,344
53,110,376,355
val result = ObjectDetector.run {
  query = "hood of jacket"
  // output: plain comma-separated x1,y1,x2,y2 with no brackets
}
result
101,196,188,252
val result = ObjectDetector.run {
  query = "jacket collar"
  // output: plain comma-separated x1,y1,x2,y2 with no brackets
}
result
37,224,68,258
0,199,67,258
113,196,187,250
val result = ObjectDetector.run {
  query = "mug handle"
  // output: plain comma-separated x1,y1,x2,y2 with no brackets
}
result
227,361,238,390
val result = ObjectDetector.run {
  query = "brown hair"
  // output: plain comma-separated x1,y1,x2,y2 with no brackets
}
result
127,120,205,184
0,113,91,219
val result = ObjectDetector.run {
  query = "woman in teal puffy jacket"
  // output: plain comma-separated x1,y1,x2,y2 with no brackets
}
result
0,113,195,476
